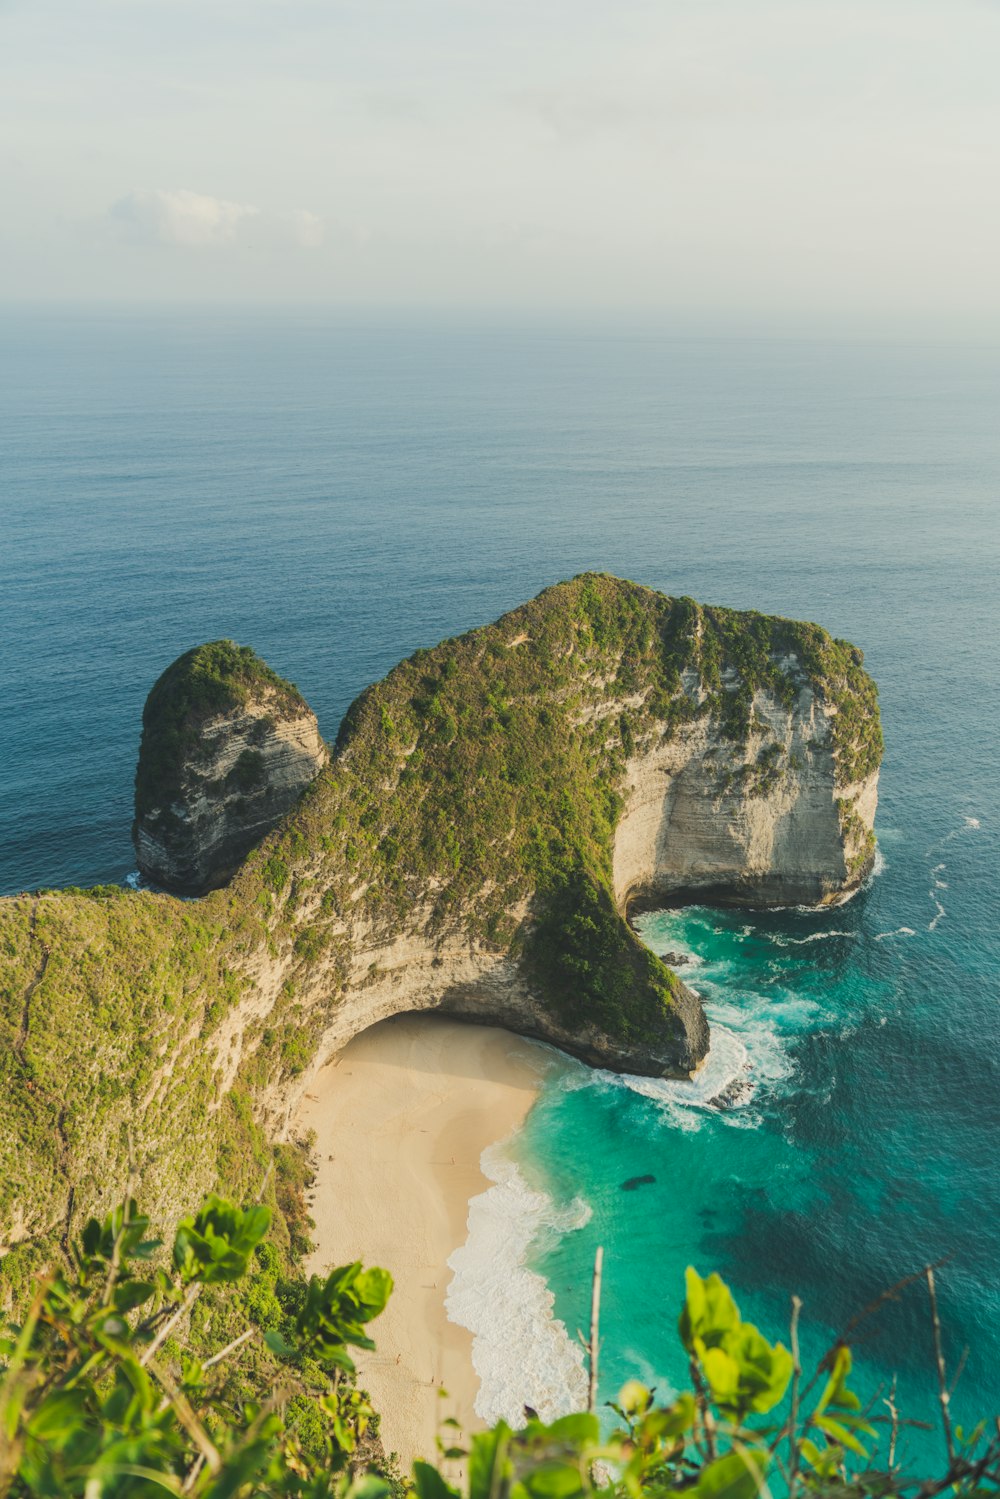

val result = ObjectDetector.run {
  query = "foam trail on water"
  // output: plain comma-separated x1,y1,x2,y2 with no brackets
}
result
874,926,916,941
446,1144,589,1425
771,930,854,947
617,1024,755,1118
926,815,983,857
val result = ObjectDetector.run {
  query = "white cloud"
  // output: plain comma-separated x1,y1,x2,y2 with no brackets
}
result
111,187,258,246
109,189,326,252
287,208,324,249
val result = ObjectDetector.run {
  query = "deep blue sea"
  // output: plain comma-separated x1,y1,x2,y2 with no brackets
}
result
2,309,999,1471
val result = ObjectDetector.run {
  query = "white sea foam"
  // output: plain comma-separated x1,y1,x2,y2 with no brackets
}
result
926,815,983,858
567,1001,799,1131
617,1024,754,1120
771,929,854,947
446,1144,589,1426
123,870,141,890
873,926,917,941
929,897,946,931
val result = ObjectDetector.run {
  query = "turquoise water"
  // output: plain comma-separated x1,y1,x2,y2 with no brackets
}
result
2,309,999,1469
514,837,997,1469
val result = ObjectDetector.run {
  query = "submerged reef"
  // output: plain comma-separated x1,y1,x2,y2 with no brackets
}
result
0,574,880,1257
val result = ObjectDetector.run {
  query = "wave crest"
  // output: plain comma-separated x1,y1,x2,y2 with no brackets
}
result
446,1145,589,1426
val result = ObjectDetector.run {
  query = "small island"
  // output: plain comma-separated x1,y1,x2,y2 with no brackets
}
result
0,574,881,1259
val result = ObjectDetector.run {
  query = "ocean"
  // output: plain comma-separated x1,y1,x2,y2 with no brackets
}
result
3,308,999,1471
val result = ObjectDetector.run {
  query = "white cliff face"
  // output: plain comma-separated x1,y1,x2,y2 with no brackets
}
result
135,690,327,895
614,680,878,909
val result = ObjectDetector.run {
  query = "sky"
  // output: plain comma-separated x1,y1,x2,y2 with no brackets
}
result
2,0,999,330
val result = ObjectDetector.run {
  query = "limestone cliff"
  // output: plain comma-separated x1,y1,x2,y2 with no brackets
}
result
613,665,879,910
133,642,328,895
0,575,881,1255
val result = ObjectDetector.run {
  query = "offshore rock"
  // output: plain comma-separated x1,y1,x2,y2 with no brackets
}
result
133,641,327,895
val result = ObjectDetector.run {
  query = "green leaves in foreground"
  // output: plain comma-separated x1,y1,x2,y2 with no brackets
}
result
0,1194,393,1499
679,1267,793,1421
1,1197,994,1499
173,1193,272,1285
294,1262,394,1372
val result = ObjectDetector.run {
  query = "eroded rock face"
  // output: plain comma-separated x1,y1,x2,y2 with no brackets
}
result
133,642,328,895
613,668,878,911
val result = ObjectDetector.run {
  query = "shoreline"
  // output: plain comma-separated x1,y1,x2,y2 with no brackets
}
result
295,1015,548,1469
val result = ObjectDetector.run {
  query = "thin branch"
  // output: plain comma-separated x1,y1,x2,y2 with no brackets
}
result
925,1267,954,1467
256,1159,274,1205
800,1262,946,1403
885,1375,899,1470
947,1346,969,1401
587,1246,603,1416
787,1295,803,1499
181,1454,206,1495
147,1358,221,1473
689,1356,717,1462
101,1179,138,1308
140,1282,201,1368
203,1326,256,1370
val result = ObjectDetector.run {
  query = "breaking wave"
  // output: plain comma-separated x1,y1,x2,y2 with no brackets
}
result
446,1144,589,1426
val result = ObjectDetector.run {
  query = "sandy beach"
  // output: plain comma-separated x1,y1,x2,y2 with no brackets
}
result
296,1015,546,1469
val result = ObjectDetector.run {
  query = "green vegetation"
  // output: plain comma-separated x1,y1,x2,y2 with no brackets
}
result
524,868,681,1043
0,1192,394,1497
135,641,306,821
3,1192,994,1499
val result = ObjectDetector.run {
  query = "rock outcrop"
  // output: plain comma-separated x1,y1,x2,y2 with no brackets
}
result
0,575,882,1249
133,642,328,895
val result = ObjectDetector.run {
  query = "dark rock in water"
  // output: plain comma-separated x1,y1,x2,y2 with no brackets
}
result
620,1174,656,1191
661,951,690,967
708,1068,754,1109
133,641,328,895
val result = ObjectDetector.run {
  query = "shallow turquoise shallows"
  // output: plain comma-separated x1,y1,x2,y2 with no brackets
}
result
2,310,998,1470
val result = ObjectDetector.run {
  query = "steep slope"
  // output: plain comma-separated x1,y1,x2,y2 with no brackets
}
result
0,575,881,1261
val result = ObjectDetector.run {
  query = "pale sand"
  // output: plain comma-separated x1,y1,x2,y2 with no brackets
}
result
296,1015,546,1470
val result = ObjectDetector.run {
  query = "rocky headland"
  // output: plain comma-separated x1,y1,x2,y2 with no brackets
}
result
0,574,881,1263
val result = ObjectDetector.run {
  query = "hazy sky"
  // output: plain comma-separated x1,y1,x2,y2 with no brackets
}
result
3,0,999,329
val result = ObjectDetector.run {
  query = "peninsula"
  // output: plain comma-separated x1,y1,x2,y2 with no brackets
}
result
0,574,881,1267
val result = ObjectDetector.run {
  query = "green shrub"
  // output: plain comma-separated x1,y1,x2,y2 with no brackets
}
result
2,1194,992,1499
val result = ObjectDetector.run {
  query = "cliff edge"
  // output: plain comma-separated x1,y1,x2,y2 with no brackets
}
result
0,575,881,1254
